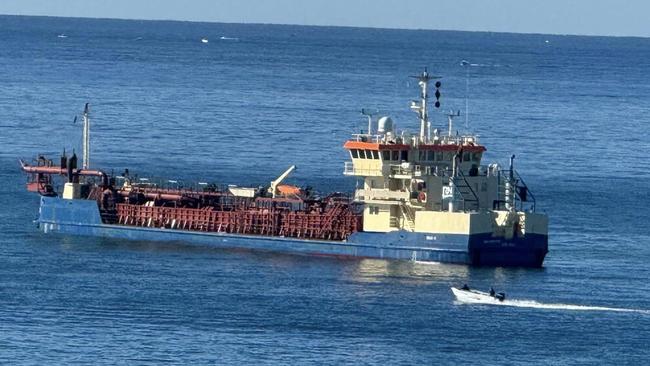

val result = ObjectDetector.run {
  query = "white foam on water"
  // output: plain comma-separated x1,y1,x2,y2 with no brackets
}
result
455,297,650,314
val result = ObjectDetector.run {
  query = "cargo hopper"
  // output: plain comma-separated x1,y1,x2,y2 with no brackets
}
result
20,70,548,267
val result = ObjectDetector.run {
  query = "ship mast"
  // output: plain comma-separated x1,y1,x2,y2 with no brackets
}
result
361,108,378,136
82,103,90,170
410,68,441,143
447,110,461,137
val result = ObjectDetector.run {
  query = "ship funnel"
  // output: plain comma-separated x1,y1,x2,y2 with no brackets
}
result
68,151,77,182
60,148,67,170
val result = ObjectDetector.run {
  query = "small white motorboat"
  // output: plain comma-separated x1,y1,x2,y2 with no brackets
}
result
201,38,209,44
451,285,506,304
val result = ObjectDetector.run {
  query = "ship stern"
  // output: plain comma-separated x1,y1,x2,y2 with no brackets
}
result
468,211,548,267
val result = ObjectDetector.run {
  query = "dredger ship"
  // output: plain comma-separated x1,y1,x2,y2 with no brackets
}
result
20,70,548,267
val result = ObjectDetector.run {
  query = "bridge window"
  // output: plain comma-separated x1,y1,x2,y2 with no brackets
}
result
371,150,379,159
368,206,380,215
391,150,399,161
426,151,435,161
472,152,482,162
351,149,359,159
358,150,366,159
436,152,444,161
382,151,391,161
463,152,471,162
400,150,408,161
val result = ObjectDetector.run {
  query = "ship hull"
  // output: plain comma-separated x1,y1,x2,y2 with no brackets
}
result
37,197,547,267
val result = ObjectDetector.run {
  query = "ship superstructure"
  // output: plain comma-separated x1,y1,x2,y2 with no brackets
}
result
20,70,548,267
342,70,548,266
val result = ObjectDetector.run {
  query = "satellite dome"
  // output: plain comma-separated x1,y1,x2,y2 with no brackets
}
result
377,116,394,133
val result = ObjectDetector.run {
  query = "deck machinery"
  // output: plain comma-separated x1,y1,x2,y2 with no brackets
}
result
20,70,548,267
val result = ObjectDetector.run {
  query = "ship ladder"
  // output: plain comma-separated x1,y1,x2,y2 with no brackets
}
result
454,170,479,211
400,204,416,231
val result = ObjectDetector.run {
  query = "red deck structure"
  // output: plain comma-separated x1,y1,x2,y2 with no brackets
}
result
21,155,363,242
113,201,361,241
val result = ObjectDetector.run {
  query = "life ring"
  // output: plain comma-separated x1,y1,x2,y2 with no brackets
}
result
418,191,427,202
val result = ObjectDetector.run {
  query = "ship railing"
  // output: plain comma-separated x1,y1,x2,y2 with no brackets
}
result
119,175,231,195
390,164,483,178
388,164,419,177
350,134,384,143
343,162,353,174
354,189,410,202
419,164,456,177
433,134,480,146
513,170,536,212
343,162,383,176
495,169,537,212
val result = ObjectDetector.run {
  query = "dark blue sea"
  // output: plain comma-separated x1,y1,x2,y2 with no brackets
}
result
1,15,649,365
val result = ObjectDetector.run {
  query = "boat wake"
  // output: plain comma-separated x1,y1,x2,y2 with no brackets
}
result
455,295,650,314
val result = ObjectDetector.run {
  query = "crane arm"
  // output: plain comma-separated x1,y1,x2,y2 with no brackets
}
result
270,165,296,198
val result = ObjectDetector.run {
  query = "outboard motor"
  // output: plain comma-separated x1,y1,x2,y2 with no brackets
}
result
495,292,506,302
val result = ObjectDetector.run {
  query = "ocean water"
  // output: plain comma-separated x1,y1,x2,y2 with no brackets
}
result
1,15,650,365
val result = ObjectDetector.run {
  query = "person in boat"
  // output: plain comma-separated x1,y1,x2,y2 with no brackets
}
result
461,284,470,291
489,287,495,297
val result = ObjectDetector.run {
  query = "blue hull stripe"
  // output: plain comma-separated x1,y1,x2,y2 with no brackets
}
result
37,197,548,267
